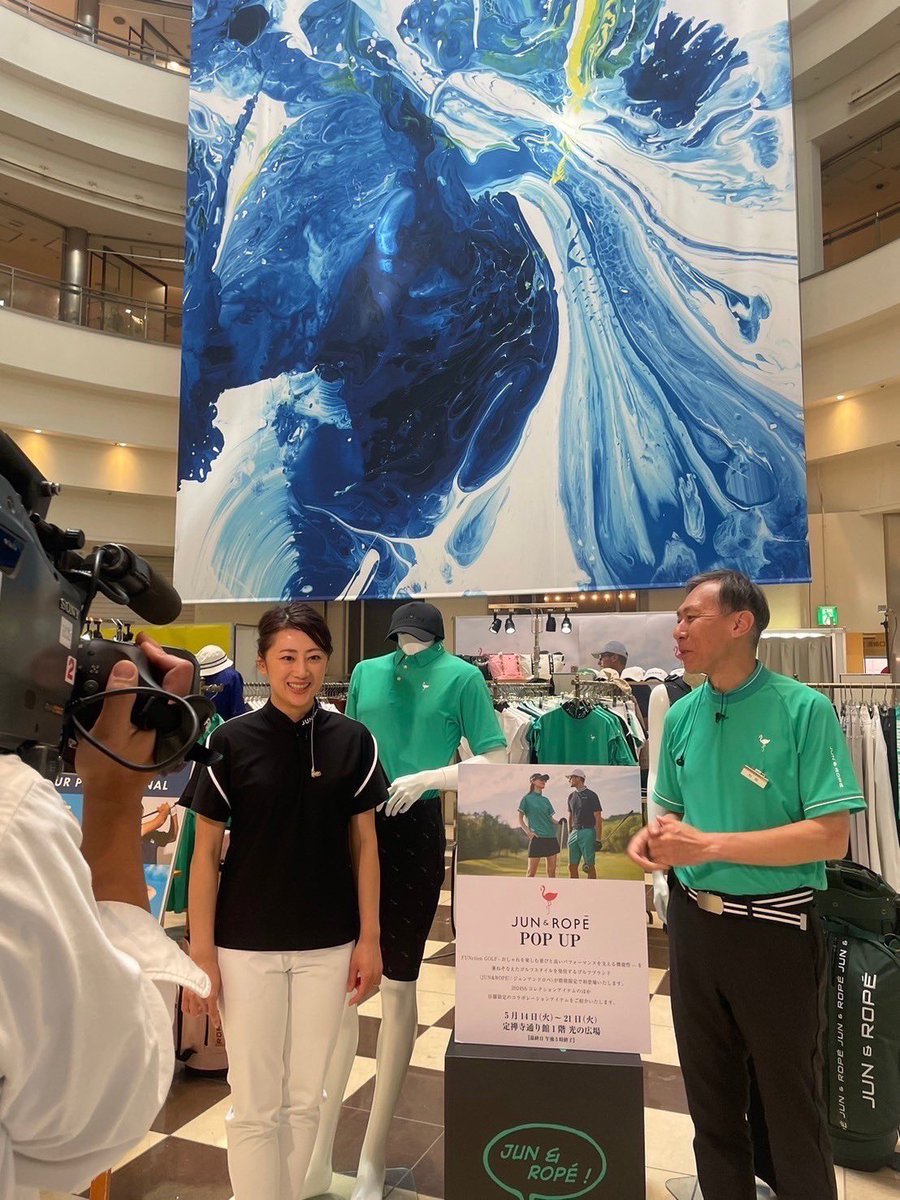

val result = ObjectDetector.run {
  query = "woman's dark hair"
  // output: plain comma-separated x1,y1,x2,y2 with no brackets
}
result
257,602,333,658
685,569,770,646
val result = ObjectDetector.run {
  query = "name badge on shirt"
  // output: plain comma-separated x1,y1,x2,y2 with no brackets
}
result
741,765,769,789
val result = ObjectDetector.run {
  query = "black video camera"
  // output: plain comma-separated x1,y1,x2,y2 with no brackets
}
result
0,430,213,778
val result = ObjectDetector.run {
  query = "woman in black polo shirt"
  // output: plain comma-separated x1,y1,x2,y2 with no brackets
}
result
185,604,385,1200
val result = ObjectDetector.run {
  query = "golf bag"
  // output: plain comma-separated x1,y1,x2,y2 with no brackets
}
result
820,861,900,1171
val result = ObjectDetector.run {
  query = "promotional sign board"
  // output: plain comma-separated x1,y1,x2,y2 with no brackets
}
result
55,764,191,922
445,1040,645,1200
455,763,650,1054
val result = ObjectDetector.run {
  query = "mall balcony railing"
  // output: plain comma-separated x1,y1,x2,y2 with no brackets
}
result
0,264,182,346
823,201,900,272
1,0,190,72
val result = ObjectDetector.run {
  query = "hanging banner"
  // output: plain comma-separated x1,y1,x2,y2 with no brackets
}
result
454,763,650,1054
178,0,806,600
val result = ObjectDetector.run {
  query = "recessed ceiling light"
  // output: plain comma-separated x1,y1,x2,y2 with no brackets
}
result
836,393,846,400
116,441,128,447
33,428,42,434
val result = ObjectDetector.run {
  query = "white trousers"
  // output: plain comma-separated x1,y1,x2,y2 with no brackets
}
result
218,942,353,1200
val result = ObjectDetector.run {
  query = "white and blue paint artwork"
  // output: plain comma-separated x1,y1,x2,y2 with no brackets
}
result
176,0,808,601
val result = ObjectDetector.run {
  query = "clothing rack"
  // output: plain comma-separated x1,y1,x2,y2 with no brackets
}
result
808,681,900,700
243,681,270,700
319,680,350,700
566,676,632,704
487,680,553,700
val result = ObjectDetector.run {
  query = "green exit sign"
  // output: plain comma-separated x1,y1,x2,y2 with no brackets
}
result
817,606,839,627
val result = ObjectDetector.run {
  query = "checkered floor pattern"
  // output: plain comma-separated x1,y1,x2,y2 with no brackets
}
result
41,860,897,1200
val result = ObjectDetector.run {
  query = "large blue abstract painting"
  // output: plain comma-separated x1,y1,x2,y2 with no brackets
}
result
176,0,808,601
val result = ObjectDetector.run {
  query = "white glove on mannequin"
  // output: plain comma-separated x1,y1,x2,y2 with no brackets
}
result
383,750,508,817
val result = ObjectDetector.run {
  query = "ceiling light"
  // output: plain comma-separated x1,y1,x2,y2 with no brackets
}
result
32,428,42,434
504,613,516,634
560,614,572,633
116,441,128,447
489,614,502,634
545,613,557,633
836,393,845,400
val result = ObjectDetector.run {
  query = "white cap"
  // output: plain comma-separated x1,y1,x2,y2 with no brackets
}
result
621,666,645,683
197,644,234,677
643,667,668,682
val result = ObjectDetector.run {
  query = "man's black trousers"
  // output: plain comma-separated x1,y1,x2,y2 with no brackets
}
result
667,879,836,1200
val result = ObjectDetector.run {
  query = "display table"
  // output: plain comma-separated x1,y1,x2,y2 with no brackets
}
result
445,1037,644,1199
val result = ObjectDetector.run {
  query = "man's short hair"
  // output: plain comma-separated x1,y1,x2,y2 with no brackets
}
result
684,569,770,647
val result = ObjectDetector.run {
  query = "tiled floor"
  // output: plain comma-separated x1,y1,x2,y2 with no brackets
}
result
43,864,899,1200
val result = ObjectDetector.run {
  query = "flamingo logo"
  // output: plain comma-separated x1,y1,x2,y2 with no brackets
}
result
540,883,558,915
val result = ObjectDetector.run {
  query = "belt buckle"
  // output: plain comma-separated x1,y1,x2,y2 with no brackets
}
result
695,890,725,916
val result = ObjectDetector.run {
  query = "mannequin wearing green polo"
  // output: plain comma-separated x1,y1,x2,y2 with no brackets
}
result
304,605,506,1200
628,570,864,1200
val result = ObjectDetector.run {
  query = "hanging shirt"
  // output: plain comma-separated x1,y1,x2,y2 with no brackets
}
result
204,665,249,721
191,701,387,951
346,643,506,794
518,790,558,838
529,705,637,767
653,664,865,895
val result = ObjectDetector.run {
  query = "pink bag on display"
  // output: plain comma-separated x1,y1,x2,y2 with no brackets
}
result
487,653,525,681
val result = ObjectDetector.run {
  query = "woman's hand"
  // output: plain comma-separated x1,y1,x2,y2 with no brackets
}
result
184,949,222,1028
347,936,382,1007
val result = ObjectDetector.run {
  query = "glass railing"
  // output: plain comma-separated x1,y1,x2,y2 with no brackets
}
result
0,264,182,346
823,202,900,272
1,0,190,72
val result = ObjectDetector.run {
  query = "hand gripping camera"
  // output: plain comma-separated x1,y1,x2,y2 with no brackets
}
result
0,431,214,778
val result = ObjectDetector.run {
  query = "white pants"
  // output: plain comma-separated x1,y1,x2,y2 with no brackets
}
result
218,942,353,1200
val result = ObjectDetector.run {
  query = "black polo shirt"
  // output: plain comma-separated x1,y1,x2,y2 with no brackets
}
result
191,701,388,952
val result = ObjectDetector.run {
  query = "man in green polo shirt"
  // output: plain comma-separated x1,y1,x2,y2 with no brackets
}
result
628,570,864,1200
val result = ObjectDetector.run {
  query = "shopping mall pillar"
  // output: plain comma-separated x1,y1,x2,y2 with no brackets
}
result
59,227,89,324
884,515,900,682
75,0,100,39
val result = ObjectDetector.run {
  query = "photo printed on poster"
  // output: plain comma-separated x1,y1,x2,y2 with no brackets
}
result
178,0,807,601
454,764,650,1053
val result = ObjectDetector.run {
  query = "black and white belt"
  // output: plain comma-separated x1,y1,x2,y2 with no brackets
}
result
686,886,814,931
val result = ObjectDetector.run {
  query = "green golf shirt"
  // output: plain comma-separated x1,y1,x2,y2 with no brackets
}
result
653,663,865,895
529,706,636,766
346,642,506,797
518,791,558,838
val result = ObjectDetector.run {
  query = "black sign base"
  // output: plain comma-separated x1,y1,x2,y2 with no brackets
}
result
445,1037,644,1199
666,1178,775,1199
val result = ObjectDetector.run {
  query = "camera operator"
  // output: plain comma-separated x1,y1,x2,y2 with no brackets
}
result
0,634,210,1200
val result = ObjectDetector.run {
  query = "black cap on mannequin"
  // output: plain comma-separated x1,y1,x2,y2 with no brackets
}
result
386,601,445,643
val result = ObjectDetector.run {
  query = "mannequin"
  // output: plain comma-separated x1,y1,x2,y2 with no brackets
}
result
646,672,704,923
304,603,507,1200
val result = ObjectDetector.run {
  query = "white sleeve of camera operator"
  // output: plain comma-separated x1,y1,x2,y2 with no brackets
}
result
0,756,209,1200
